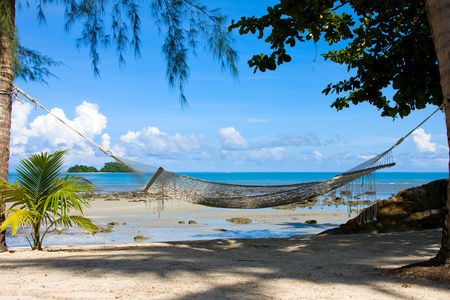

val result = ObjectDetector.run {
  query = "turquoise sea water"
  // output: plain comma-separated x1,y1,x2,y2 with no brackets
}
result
4,171,447,248
8,171,448,199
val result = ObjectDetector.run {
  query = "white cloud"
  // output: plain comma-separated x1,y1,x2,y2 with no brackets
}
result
314,151,323,160
412,128,436,152
357,155,375,160
101,133,111,150
11,102,33,145
10,101,108,165
72,101,107,138
248,147,287,161
116,126,205,156
217,127,248,150
120,131,141,143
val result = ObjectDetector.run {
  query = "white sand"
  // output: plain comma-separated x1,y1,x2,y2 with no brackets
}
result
2,196,449,299
1,230,448,299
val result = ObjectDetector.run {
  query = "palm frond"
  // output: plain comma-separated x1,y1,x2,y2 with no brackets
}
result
16,150,68,202
0,209,38,235
0,180,32,208
44,174,94,217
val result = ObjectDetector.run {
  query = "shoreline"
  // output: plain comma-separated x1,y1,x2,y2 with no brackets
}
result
5,196,352,249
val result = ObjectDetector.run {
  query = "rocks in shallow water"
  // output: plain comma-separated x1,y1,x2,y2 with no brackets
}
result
213,229,227,232
305,220,317,224
107,222,120,226
273,197,319,210
105,198,120,201
226,217,252,224
98,226,114,234
321,179,448,235
188,220,198,225
134,235,150,242
178,221,186,224
51,228,69,235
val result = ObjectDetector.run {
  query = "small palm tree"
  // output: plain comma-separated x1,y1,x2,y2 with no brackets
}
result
0,150,98,250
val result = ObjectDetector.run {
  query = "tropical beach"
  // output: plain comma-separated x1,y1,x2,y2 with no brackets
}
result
2,181,450,299
2,0,450,299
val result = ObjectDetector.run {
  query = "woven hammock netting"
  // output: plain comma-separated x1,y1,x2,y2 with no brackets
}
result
114,149,395,211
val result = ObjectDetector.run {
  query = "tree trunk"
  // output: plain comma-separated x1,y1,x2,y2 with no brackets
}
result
0,0,15,252
425,0,450,267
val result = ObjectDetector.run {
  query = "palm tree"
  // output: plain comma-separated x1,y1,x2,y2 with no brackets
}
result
0,150,98,250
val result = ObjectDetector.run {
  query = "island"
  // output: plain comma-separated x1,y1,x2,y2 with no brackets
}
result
67,162,133,173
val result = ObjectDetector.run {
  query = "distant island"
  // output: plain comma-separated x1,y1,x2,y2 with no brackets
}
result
67,162,133,173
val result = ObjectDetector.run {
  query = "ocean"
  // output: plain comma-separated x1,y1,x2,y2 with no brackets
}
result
8,171,447,199
4,171,447,249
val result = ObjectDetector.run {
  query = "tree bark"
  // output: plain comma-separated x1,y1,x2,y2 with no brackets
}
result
425,0,450,267
0,0,15,252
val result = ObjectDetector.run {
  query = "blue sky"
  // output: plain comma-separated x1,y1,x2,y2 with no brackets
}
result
9,1,448,172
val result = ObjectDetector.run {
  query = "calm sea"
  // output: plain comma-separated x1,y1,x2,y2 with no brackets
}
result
7,171,448,200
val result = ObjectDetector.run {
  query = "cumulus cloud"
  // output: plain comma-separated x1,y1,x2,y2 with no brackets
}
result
217,127,248,150
412,128,436,152
10,101,108,163
116,126,205,157
248,147,287,161
101,133,111,150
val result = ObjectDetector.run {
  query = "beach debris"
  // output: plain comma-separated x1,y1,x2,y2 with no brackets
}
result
188,220,198,225
178,221,186,224
305,220,317,224
226,217,252,224
107,222,120,226
213,229,227,232
134,235,150,242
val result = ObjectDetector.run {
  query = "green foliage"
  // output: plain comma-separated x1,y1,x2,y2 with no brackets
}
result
13,39,63,84
0,150,98,250
229,0,441,118
67,165,99,173
99,162,133,173
12,0,239,105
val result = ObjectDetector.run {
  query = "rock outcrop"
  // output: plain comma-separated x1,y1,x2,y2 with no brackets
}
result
321,179,448,235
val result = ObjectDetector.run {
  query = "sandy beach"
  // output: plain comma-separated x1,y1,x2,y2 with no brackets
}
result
2,195,450,299
1,230,448,299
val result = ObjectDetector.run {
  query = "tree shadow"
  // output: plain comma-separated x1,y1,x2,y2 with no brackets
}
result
3,229,449,299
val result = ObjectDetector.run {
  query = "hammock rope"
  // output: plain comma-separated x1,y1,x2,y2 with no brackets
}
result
12,84,444,212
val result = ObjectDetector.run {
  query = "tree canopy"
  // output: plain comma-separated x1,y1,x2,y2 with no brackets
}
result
67,165,99,173
67,162,133,173
229,0,441,118
11,0,239,104
99,162,133,172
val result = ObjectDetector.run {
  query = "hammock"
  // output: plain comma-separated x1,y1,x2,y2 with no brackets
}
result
12,85,442,212
118,154,395,209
